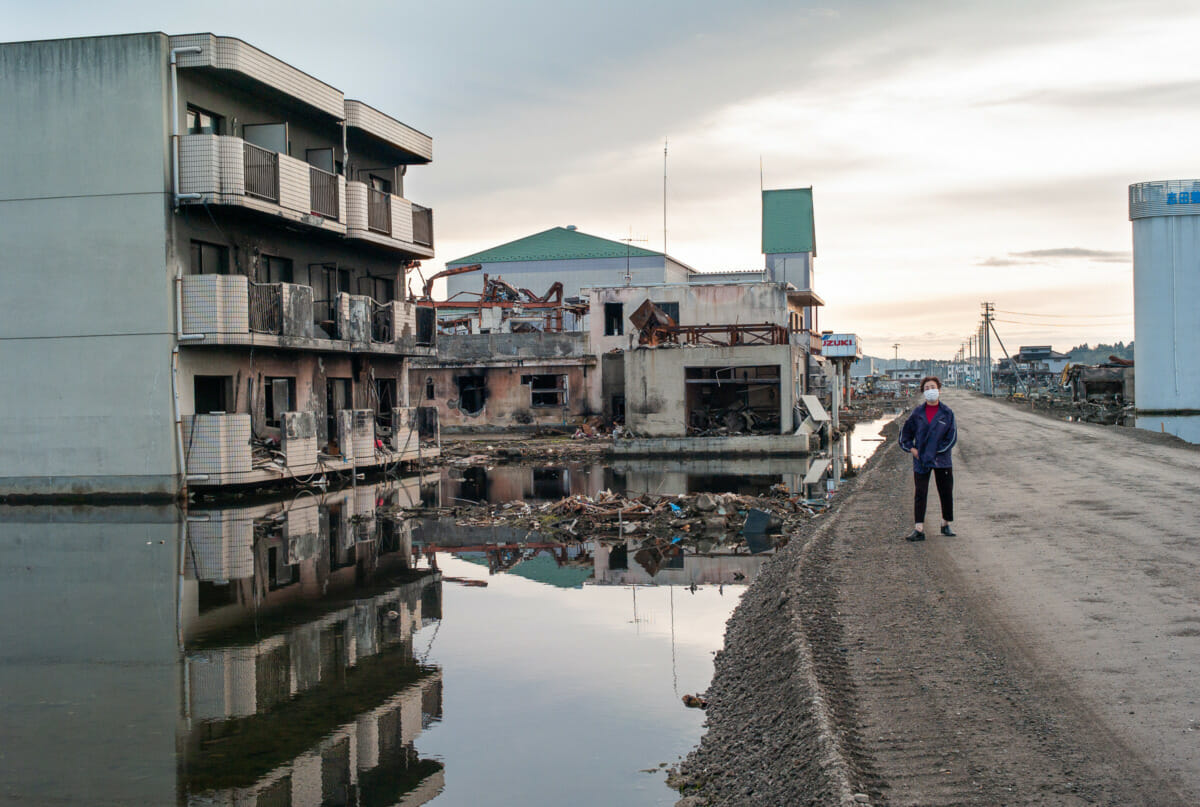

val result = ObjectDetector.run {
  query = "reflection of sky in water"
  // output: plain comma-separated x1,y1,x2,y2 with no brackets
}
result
417,554,742,806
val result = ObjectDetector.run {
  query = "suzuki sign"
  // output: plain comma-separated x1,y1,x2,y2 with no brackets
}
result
821,333,861,359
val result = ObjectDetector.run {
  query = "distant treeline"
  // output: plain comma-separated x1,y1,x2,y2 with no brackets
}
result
1065,341,1134,364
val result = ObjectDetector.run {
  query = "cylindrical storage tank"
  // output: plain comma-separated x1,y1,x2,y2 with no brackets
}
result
1129,180,1200,443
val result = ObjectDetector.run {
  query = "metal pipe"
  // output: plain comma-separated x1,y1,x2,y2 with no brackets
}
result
171,47,203,208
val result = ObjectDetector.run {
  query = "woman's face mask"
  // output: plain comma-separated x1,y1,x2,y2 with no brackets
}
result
923,387,940,403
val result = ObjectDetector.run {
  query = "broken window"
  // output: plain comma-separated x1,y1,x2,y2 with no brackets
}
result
604,302,624,336
264,377,296,427
653,301,680,324
523,374,567,407
684,365,782,435
262,254,293,284
456,375,486,414
374,377,397,417
425,377,435,400
194,375,232,414
190,240,229,275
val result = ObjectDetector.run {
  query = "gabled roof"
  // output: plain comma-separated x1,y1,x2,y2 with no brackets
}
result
447,227,664,266
762,188,817,256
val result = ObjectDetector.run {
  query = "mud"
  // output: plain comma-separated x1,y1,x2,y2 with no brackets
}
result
674,391,1199,806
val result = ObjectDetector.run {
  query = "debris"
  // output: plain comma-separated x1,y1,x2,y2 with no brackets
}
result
682,693,709,709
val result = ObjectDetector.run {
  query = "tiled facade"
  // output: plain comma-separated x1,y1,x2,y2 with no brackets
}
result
169,34,344,119
344,100,433,162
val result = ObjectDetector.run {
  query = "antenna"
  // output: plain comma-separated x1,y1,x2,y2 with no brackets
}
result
663,137,668,257
621,228,648,286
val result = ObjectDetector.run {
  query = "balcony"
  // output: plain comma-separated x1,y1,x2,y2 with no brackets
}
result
181,274,434,355
789,330,824,354
345,180,435,257
179,134,346,233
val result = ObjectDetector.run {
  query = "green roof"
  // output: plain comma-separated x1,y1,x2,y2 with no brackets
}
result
447,227,664,265
762,188,816,256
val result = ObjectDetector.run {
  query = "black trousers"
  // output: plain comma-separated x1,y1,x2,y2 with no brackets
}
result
914,468,954,524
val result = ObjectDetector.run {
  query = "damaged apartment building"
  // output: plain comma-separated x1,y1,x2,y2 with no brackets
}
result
0,33,437,498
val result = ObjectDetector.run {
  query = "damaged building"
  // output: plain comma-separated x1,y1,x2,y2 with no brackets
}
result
0,33,438,497
591,188,830,449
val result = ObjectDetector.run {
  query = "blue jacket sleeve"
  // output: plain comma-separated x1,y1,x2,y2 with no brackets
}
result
899,410,917,452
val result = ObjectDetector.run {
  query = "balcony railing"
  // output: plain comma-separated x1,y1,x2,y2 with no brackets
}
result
249,282,283,334
367,188,391,234
243,142,279,202
309,165,340,220
412,204,433,247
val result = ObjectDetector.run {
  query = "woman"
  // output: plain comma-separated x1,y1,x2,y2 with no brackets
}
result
898,376,957,541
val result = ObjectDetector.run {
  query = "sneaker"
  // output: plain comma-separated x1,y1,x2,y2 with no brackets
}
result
905,529,925,542
940,525,956,537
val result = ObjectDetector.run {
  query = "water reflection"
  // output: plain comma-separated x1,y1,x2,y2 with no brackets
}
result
0,420,896,806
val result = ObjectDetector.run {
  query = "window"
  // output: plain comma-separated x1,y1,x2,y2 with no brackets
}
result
425,377,435,400
358,275,395,303
190,240,229,275
262,255,293,284
368,174,392,194
264,377,296,427
604,302,624,336
186,105,223,135
653,301,680,324
523,374,567,408
194,376,232,414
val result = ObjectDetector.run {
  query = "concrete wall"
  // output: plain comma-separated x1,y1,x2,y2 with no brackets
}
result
624,344,796,437
0,34,177,496
588,282,798,354
412,362,596,431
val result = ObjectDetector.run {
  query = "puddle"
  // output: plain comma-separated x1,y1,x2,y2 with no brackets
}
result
0,423,896,806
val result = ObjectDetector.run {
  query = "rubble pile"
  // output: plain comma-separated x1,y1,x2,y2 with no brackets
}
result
442,437,612,465
407,487,830,554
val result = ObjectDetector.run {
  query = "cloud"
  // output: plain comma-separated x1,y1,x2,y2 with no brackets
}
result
976,247,1130,266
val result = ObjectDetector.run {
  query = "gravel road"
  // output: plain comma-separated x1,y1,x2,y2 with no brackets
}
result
676,390,1200,805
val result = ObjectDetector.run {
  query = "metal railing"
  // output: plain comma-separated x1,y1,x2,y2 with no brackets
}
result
249,282,282,334
309,165,339,220
412,204,433,247
367,188,391,234
243,142,279,202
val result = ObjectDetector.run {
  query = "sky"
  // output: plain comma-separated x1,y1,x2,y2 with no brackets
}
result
7,0,1193,358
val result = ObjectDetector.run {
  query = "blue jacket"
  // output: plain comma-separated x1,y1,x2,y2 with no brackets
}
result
899,402,957,473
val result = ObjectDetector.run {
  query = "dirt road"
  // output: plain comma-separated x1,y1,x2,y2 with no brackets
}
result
677,390,1200,805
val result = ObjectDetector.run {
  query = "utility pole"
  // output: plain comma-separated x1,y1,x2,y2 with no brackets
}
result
980,302,995,396
892,343,900,370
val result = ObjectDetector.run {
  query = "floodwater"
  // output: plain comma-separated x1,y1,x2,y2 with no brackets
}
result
0,416,894,806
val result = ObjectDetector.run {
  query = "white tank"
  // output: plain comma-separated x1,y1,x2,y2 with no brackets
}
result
1129,180,1200,443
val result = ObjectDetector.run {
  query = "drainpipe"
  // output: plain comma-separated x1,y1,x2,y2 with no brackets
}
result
171,46,203,208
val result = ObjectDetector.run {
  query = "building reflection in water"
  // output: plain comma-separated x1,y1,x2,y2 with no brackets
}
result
182,475,445,807
0,474,447,807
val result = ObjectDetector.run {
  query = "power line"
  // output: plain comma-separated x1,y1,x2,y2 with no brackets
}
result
994,309,1132,319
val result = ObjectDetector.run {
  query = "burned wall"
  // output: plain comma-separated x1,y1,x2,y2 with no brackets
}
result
410,361,596,432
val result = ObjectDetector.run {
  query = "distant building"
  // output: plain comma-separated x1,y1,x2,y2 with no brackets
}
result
442,227,697,305
850,357,877,379
1015,345,1073,375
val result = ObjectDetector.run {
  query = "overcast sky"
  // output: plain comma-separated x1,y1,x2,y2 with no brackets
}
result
8,0,1192,358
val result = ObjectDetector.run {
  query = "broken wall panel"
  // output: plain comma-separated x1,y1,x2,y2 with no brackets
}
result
625,345,797,438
